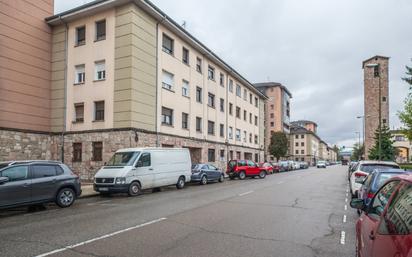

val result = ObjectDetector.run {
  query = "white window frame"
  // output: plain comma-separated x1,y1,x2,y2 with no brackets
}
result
75,64,85,84
162,70,174,90
182,80,189,97
95,60,106,81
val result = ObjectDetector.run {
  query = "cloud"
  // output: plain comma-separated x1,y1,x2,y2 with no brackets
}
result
54,0,412,147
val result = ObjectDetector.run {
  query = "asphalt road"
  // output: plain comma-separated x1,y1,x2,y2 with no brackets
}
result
0,165,357,257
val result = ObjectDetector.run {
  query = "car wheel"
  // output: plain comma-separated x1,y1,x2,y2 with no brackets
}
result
128,181,141,196
229,175,235,180
56,188,76,208
200,175,208,185
239,171,246,180
218,174,224,182
176,176,185,189
259,171,266,179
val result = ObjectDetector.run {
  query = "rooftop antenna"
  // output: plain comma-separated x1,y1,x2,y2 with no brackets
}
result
181,21,186,29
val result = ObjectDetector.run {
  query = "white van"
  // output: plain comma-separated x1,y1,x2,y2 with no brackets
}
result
93,148,191,196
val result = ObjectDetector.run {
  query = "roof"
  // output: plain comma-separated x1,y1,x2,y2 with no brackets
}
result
362,55,390,68
291,120,318,127
253,82,292,98
290,124,322,142
45,0,268,100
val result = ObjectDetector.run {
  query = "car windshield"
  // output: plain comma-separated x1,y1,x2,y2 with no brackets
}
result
360,164,399,174
106,151,140,167
372,173,402,191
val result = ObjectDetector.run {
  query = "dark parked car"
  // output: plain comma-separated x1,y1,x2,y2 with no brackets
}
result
226,160,266,180
0,161,81,209
191,164,224,185
358,169,406,206
350,174,412,257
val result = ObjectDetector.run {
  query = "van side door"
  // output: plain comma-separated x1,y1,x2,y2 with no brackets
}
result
135,152,154,189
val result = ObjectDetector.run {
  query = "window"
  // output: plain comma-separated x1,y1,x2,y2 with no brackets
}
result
162,70,174,90
243,110,247,121
229,79,233,92
236,107,241,118
75,26,85,46
230,150,233,160
236,84,241,97
196,117,202,132
182,112,188,129
220,124,224,137
208,93,215,108
220,73,224,86
182,47,189,64
383,119,387,124
196,87,202,103
243,131,247,142
219,98,224,112
270,113,274,118
254,135,258,144
208,149,215,162
255,153,259,162
1,166,28,182
236,151,241,160
301,150,304,154
94,101,105,121
162,34,173,54
95,61,106,80
255,97,258,107
74,103,84,122
229,103,233,115
220,150,225,161
295,135,299,139
270,104,274,110
161,107,173,126
208,66,215,80
270,122,274,127
236,129,241,141
138,153,151,167
208,120,215,135
95,20,106,41
301,135,304,139
182,80,189,97
255,116,258,126
32,165,59,178
196,57,202,73
75,64,85,84
295,142,299,147
382,96,387,102
73,143,82,162
228,127,233,139
92,141,103,161
374,65,379,77
370,181,400,217
243,89,247,100
249,113,252,123
395,135,405,141
249,133,252,143
296,150,299,154
301,142,304,146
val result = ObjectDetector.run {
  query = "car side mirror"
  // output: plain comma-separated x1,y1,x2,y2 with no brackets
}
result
350,198,365,211
355,177,365,184
0,177,9,185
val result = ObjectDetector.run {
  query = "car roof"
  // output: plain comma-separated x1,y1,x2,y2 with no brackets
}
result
358,160,399,166
386,173,412,183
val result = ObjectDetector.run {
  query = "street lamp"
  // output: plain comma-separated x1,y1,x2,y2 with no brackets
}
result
355,132,361,161
365,63,382,161
356,115,370,160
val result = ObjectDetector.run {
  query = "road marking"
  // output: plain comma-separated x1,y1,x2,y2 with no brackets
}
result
343,215,347,223
346,193,349,197
87,200,112,206
340,231,346,244
34,217,167,257
345,198,348,203
344,204,347,210
277,181,284,184
238,191,254,197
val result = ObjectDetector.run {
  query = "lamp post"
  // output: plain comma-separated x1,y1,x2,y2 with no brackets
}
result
365,63,382,161
355,132,361,160
356,115,370,160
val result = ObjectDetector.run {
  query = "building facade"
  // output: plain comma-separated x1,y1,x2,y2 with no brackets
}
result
391,130,411,163
0,0,266,180
363,56,390,158
253,82,292,160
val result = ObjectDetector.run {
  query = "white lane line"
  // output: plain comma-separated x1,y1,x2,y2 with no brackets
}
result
34,217,167,257
343,215,347,223
345,198,348,203
344,204,347,210
238,191,254,197
87,200,112,206
340,231,346,244
346,193,349,197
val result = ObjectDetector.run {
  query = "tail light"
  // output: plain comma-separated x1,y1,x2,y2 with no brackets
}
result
354,172,367,178
367,192,375,199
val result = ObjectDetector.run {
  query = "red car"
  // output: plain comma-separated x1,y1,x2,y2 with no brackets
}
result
259,162,274,174
226,160,266,180
350,174,412,257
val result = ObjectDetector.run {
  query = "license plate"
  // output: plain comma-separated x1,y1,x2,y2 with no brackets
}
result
98,187,108,191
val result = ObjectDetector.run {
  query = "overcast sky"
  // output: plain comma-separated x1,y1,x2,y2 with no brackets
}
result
55,0,412,147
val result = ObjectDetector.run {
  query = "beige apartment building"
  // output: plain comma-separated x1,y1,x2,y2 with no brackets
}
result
253,82,292,160
391,130,410,163
0,0,266,180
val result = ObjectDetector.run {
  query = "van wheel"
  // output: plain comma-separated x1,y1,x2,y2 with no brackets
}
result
200,176,207,185
259,171,266,179
239,171,246,180
56,188,75,208
176,176,185,189
218,174,224,182
128,182,141,196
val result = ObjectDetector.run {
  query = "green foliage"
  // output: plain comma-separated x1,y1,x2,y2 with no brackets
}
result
368,125,396,161
399,164,412,170
398,61,412,141
402,63,412,88
351,143,364,161
269,132,289,161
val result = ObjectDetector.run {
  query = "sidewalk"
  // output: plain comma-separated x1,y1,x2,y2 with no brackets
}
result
80,183,99,198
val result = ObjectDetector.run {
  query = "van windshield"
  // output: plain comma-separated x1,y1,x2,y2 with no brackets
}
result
106,152,140,167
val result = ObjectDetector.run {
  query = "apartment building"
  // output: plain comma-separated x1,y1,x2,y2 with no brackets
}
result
0,0,266,180
253,82,292,160
391,130,410,163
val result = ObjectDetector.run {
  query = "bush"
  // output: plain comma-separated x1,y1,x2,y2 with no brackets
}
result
399,164,412,170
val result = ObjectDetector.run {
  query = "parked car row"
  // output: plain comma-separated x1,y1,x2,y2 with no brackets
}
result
350,161,411,257
276,160,309,171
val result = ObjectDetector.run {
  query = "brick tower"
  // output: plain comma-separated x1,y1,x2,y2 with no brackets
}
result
362,56,390,159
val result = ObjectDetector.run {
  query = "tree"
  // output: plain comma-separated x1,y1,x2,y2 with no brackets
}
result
398,61,412,141
368,125,395,161
269,132,289,162
351,143,364,161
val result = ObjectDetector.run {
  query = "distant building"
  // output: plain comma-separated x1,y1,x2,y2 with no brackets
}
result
362,56,390,158
391,130,411,163
291,120,318,134
253,82,292,160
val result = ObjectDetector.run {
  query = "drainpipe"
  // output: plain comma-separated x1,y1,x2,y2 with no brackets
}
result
59,16,69,163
